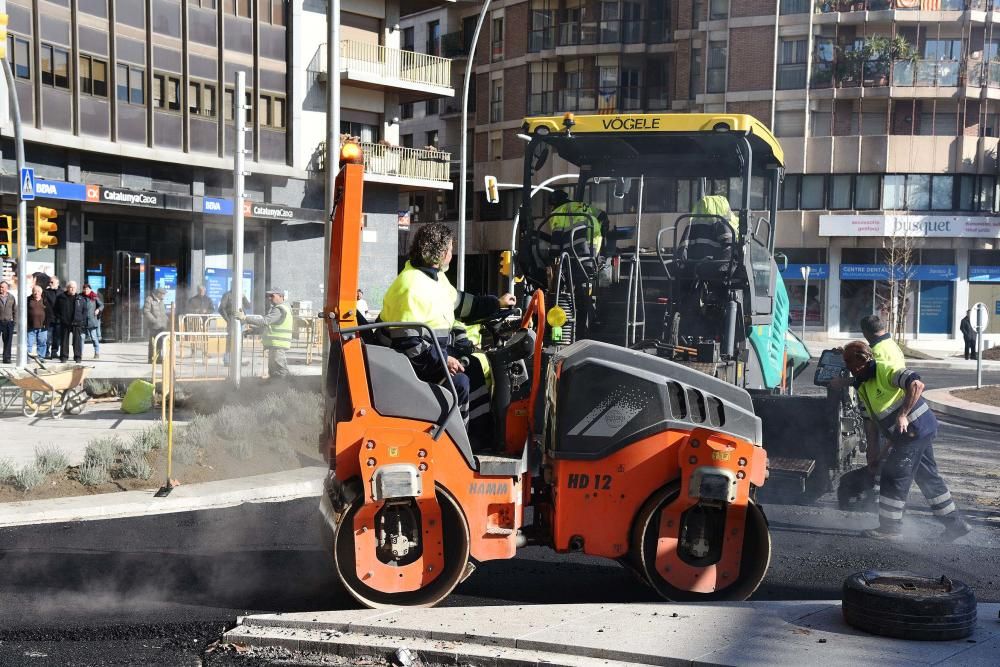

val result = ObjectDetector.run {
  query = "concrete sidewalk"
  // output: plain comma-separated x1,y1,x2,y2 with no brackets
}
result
225,600,1000,666
0,401,183,468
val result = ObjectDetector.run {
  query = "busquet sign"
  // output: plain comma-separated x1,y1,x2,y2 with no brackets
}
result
819,214,1000,238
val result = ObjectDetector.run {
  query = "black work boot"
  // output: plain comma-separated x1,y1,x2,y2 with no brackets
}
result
860,524,903,539
941,517,972,542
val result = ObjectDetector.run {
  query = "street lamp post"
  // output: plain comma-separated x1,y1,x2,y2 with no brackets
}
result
2,55,28,368
456,0,491,291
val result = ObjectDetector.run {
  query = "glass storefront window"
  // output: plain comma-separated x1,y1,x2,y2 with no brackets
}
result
779,248,827,328
882,175,905,209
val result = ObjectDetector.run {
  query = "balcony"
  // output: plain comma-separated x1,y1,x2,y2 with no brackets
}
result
556,86,649,113
358,142,453,189
814,0,988,11
810,58,966,89
308,41,454,100
441,30,470,59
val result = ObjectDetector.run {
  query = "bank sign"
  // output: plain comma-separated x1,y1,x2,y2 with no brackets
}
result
819,214,1000,238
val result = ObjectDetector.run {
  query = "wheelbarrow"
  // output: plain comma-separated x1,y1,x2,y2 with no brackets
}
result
0,357,92,418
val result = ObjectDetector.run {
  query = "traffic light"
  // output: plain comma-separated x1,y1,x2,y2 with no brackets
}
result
499,250,512,277
484,175,499,204
0,14,8,60
0,216,12,259
34,207,58,249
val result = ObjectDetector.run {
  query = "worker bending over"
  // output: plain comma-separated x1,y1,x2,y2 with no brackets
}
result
380,223,515,443
843,341,971,540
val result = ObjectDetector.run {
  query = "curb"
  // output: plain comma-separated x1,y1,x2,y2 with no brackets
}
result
924,386,1000,428
0,466,325,529
223,601,1000,667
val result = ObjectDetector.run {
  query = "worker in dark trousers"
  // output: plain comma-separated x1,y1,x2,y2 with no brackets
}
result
843,341,972,540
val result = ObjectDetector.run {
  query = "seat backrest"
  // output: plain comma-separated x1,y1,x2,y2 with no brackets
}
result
363,344,476,469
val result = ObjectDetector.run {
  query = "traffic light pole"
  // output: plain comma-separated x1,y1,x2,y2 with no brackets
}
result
3,56,28,368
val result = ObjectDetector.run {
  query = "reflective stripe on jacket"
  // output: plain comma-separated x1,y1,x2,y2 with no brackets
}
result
857,362,936,443
263,303,293,349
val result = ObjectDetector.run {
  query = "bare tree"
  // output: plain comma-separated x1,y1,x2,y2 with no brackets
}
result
880,223,916,345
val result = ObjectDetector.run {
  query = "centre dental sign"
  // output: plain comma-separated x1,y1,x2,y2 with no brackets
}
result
820,214,1000,238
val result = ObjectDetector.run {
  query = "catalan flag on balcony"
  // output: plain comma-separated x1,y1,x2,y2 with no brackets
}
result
598,88,617,115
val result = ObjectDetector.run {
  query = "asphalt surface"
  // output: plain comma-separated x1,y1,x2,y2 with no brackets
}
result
0,363,998,666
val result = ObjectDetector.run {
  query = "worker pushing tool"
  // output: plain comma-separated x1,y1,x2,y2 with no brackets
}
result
237,287,292,378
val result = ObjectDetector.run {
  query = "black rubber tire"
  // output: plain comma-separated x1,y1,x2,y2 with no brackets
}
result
333,485,470,608
632,482,771,602
842,571,977,641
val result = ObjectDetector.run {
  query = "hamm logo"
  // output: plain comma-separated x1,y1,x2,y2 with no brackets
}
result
468,482,509,496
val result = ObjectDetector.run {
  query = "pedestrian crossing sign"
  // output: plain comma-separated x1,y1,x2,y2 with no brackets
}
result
20,167,35,201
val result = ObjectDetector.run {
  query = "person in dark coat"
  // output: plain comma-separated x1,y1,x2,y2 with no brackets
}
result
0,280,15,364
26,284,51,358
960,311,977,361
44,276,63,360
186,284,214,315
82,284,104,359
54,281,88,363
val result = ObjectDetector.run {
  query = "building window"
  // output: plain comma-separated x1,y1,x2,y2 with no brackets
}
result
426,98,439,115
490,79,503,122
259,94,272,126
489,131,502,160
41,43,70,89
427,20,441,56
79,54,107,97
855,175,880,210
224,87,234,120
829,175,852,210
257,0,286,26
153,73,181,111
689,48,702,97
882,174,905,209
7,35,31,80
401,133,413,148
117,64,145,104
931,175,954,210
426,130,438,148
341,121,378,143
224,0,252,18
777,38,807,90
400,102,413,119
195,0,217,7
706,41,726,93
800,175,825,209
709,0,728,19
401,27,414,52
491,16,504,61
779,0,810,13
979,175,996,212
273,97,285,129
780,174,800,210
906,174,931,210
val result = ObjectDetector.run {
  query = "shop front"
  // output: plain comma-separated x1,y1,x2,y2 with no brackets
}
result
820,214,994,340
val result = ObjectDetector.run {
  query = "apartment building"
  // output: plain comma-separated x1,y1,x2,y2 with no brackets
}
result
405,0,1000,342
0,0,454,341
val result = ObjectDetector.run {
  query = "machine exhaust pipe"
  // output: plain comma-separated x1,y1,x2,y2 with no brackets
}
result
723,300,737,359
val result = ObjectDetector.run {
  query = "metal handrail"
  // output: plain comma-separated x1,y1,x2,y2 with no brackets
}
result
357,141,451,183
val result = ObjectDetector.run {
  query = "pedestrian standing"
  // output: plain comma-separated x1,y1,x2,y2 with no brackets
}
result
960,310,976,361
55,281,88,363
44,276,63,360
218,289,251,365
186,284,214,315
143,287,168,363
26,284,50,359
82,284,104,359
842,341,972,541
0,280,15,364
356,289,370,320
237,287,292,378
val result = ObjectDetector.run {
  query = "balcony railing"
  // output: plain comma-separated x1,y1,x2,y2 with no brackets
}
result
528,14,670,52
810,58,965,89
527,91,557,116
892,59,960,86
556,86,656,113
311,41,452,89
358,142,451,184
815,0,987,11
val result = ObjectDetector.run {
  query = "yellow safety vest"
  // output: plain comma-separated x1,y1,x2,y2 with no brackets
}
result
692,195,739,234
263,303,293,349
381,261,457,339
872,337,905,367
551,202,603,254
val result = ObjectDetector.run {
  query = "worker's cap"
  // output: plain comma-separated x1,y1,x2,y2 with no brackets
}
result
265,287,284,295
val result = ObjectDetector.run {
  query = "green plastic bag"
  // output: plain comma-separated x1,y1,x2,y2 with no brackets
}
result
121,379,155,414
